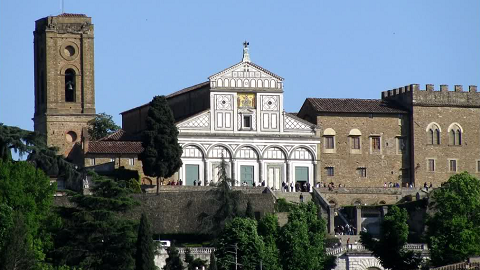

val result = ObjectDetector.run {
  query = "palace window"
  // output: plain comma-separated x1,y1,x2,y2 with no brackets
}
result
448,124,462,146
428,159,435,172
427,123,441,145
323,128,336,152
449,159,457,172
65,69,76,102
325,136,335,149
370,136,381,152
326,167,334,177
351,136,360,150
357,167,367,177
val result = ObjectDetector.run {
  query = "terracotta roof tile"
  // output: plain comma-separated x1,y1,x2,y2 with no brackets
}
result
98,129,140,141
306,98,407,114
87,141,143,154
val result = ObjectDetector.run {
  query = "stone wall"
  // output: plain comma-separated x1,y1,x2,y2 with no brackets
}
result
314,112,409,187
383,84,480,187
411,105,480,187
316,187,419,207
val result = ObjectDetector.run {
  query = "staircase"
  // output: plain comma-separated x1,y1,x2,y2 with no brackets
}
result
274,191,313,204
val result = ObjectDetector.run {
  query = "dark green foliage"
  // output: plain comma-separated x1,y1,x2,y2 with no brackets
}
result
88,112,121,141
0,213,36,270
274,198,294,212
361,205,422,270
136,213,157,270
278,202,327,270
139,96,183,194
0,123,84,190
0,123,43,161
163,243,184,270
185,248,207,270
245,200,254,219
257,214,281,270
216,217,264,270
208,251,217,270
55,173,139,269
0,160,56,264
426,172,480,266
199,155,240,235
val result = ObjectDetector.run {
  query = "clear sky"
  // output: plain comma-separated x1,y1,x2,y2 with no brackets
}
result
1,0,479,131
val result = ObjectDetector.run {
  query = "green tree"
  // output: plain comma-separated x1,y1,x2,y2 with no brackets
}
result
88,113,121,141
199,155,240,234
139,96,183,194
257,214,281,270
163,243,184,270
278,202,327,270
360,205,422,270
245,200,254,219
0,213,36,270
0,160,56,265
216,217,264,270
0,124,43,162
426,172,480,266
55,173,139,269
136,213,157,270
208,251,217,270
185,248,207,270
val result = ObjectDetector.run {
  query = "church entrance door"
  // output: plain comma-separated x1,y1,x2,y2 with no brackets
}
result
240,165,254,186
185,164,199,186
295,166,309,192
267,166,281,190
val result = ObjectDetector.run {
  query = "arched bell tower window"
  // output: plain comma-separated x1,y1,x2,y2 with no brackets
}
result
65,69,76,102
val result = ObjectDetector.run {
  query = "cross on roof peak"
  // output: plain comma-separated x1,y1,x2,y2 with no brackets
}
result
242,41,250,62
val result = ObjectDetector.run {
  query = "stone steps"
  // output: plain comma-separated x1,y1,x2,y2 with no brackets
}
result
274,191,313,203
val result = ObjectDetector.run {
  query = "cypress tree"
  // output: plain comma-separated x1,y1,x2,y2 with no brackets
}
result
163,243,184,270
208,251,217,270
139,96,183,194
135,213,156,270
245,200,254,219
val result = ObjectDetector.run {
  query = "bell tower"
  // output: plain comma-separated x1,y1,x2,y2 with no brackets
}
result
33,14,96,158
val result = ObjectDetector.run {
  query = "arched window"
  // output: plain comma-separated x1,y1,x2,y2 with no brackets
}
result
65,69,76,102
448,124,462,146
427,123,441,145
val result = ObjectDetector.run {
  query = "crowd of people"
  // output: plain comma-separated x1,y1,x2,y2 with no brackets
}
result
334,224,357,235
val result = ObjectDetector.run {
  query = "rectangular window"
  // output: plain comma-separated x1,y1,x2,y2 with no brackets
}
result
449,160,457,172
128,158,135,166
477,160,480,172
428,159,435,172
371,136,381,151
217,112,223,128
351,136,360,150
325,136,335,149
90,158,95,166
110,158,115,163
357,167,367,177
243,115,252,128
326,167,334,177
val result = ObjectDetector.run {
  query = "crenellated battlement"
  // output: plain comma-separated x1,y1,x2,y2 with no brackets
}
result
382,84,480,108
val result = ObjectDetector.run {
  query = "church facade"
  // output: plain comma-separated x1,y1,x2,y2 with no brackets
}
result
121,44,320,189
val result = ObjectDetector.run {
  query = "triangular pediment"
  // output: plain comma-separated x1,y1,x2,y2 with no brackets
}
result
176,110,210,130
209,61,283,89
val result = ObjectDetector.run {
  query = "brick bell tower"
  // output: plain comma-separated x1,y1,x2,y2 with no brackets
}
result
33,14,96,159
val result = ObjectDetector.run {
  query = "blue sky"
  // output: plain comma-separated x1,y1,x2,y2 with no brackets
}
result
1,0,479,131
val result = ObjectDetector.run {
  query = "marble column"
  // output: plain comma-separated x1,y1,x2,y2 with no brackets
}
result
203,159,208,185
231,159,236,185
